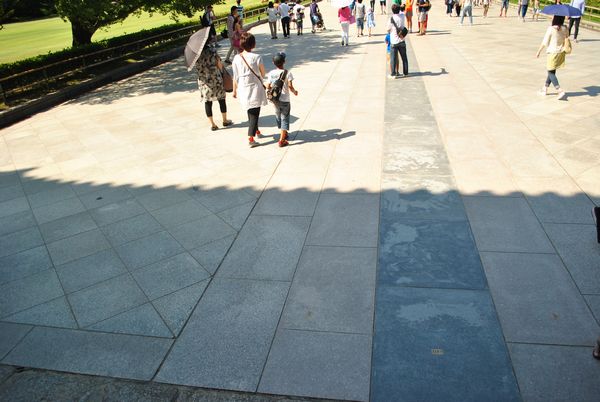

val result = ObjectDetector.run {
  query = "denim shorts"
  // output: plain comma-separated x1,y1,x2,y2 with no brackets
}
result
273,101,291,131
357,17,365,29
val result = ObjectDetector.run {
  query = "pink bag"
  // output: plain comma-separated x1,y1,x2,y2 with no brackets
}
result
349,15,356,24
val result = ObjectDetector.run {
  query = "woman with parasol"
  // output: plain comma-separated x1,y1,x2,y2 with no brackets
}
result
535,4,580,100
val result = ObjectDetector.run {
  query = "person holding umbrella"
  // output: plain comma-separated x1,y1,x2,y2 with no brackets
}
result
185,28,233,131
536,14,570,99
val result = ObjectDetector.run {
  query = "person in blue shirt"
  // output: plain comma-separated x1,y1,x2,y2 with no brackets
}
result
236,0,245,21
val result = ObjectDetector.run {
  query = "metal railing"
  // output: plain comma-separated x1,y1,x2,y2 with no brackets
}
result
0,5,272,104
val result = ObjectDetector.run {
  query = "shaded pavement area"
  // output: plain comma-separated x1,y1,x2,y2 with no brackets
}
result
1,3,600,401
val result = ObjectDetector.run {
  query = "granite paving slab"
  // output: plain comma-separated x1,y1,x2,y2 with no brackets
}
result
155,278,288,391
136,188,192,212
152,280,210,336
509,343,600,402
168,215,237,251
55,249,127,293
32,197,86,225
101,213,163,246
3,297,77,329
0,226,44,258
217,215,310,281
189,235,235,275
132,253,210,300
190,188,257,214
544,223,600,295
0,246,52,285
27,185,76,209
0,197,30,220
67,274,147,328
372,286,520,402
88,303,173,338
46,229,111,266
0,323,31,360
482,252,599,346
280,246,376,334
378,220,487,289
2,327,172,380
381,174,467,222
463,196,555,253
89,199,146,227
0,269,64,318
254,188,320,217
150,199,213,229
382,145,452,176
258,329,371,401
38,211,97,243
79,187,133,210
217,201,255,231
524,191,596,225
306,194,379,248
0,184,24,203
114,231,184,271
0,211,37,237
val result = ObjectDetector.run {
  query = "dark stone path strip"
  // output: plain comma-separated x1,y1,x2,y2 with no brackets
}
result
371,43,521,402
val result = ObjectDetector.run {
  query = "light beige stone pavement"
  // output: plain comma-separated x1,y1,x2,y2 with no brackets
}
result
409,2,600,204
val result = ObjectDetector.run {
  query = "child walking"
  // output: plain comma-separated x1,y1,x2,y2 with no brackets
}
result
367,7,376,36
267,52,298,147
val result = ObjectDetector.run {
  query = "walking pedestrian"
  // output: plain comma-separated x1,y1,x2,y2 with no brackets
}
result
388,4,408,78
446,0,454,16
380,0,387,14
536,15,570,100
267,52,298,147
224,7,239,64
295,2,305,35
354,0,367,36
406,0,414,31
483,0,490,18
532,0,540,21
521,0,529,21
499,0,509,17
194,45,233,131
460,0,473,25
232,33,268,147
569,0,585,42
310,0,320,33
455,0,462,17
267,2,279,39
339,5,353,46
367,6,376,36
417,0,430,35
280,1,292,38
236,0,245,20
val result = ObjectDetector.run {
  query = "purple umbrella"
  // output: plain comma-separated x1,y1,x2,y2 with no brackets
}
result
541,4,582,17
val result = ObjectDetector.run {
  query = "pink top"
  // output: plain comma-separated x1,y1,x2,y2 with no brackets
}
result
338,7,352,22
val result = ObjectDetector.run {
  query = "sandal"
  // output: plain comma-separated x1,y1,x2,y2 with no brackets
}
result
278,139,289,147
594,339,600,360
211,126,218,131
223,120,233,127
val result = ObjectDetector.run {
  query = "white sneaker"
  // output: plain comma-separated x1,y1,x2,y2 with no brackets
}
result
538,87,548,96
557,91,567,100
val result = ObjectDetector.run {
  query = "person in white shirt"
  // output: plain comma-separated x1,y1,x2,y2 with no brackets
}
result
279,1,292,38
266,52,298,147
569,0,585,42
536,15,568,100
267,2,279,39
460,0,473,25
387,4,408,78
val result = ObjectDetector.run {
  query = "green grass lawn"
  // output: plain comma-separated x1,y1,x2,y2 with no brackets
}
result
0,0,266,64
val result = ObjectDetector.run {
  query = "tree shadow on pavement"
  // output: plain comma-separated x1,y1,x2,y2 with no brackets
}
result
566,85,600,98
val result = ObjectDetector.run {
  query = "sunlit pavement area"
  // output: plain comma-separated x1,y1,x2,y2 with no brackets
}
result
1,3,599,401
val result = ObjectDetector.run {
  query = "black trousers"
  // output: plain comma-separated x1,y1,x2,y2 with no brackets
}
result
569,17,580,39
247,107,261,137
282,17,291,37
205,99,227,118
391,42,409,76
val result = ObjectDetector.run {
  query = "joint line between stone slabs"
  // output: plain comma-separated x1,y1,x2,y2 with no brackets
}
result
0,325,33,362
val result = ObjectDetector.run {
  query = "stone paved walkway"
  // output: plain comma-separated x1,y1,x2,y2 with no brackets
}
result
1,2,600,401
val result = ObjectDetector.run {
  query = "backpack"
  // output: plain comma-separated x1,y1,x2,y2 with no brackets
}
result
267,70,288,102
390,17,408,38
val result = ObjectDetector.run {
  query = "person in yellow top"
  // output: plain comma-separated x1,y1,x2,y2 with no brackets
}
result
406,0,414,33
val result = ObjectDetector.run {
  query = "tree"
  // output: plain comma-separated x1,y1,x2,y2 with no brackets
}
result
0,1,19,29
56,0,213,47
